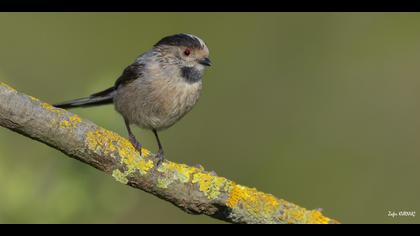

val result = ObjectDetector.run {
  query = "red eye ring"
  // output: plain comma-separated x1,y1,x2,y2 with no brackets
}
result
184,48,191,56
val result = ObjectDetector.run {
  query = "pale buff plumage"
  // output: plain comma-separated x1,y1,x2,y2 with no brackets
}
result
54,34,211,164
114,53,203,131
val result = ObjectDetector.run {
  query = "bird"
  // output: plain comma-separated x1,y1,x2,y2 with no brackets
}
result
54,33,211,165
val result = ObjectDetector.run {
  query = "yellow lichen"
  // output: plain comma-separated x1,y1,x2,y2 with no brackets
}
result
135,158,154,175
306,210,338,224
85,128,154,184
226,184,280,221
156,163,229,195
29,96,40,102
281,207,305,224
60,115,82,128
157,178,173,189
192,172,229,200
226,184,242,208
277,207,334,224
156,162,200,188
70,115,81,123
42,103,62,113
60,120,70,127
0,82,17,92
158,162,198,183
225,184,336,224
86,128,117,154
112,169,129,184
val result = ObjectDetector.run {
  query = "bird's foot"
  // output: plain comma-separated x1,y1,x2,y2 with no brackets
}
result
154,149,165,166
128,135,142,156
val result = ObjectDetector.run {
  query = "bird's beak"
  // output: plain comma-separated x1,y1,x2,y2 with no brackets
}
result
198,57,212,67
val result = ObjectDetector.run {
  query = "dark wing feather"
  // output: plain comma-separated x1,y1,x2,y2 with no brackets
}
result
54,62,145,109
115,63,145,88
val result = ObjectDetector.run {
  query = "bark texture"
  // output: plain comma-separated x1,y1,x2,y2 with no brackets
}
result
0,82,339,224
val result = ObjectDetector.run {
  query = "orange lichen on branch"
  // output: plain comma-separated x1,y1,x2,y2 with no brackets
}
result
156,162,200,188
85,128,153,181
0,82,17,92
41,103,63,113
276,202,338,224
0,81,340,224
60,114,82,128
226,184,279,210
156,161,230,200
225,184,281,223
29,96,40,102
192,172,230,200
225,184,338,224
152,160,338,224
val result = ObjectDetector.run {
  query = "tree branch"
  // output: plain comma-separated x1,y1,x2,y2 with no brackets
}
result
0,82,339,224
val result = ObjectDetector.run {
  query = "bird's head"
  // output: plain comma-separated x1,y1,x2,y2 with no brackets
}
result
153,34,211,74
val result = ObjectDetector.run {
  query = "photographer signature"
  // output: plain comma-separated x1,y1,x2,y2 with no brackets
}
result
388,211,416,218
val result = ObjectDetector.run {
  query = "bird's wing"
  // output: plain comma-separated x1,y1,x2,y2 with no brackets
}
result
115,62,145,88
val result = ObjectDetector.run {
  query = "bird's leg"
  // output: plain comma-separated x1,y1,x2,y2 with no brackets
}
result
124,119,142,156
152,129,164,166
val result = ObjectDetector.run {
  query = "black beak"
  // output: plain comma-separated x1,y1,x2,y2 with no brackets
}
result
199,57,212,66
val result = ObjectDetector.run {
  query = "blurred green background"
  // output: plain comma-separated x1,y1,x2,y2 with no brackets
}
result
0,13,419,224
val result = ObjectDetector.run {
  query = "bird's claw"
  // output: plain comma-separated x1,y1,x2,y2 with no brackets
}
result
155,149,165,166
129,136,143,156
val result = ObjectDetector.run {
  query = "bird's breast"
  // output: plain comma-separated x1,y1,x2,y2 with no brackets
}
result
151,77,202,121
115,74,202,131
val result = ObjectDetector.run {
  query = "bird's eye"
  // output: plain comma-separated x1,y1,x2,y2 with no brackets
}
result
184,48,191,56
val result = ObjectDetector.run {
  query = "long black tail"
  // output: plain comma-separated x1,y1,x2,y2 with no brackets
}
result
54,86,116,109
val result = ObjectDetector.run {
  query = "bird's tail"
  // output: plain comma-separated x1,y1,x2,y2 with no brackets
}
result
54,86,116,109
